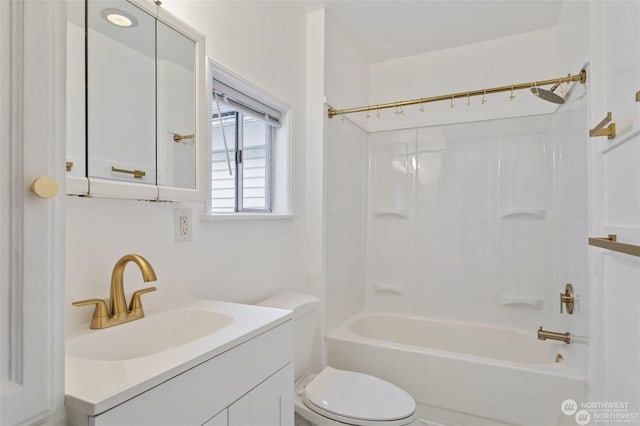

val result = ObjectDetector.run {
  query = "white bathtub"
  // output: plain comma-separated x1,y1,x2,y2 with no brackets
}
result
327,312,585,426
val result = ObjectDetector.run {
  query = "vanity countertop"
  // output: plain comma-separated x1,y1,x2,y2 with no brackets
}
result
65,298,292,416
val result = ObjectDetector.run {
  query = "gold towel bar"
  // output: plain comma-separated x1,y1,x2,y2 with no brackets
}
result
111,166,145,179
589,112,616,140
589,234,640,258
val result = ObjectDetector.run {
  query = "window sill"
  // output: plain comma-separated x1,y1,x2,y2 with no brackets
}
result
200,213,296,221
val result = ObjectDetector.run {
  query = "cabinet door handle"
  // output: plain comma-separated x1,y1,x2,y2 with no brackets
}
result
30,176,59,199
173,133,194,143
111,166,146,179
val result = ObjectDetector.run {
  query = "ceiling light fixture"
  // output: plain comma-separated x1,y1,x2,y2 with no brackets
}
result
101,8,137,28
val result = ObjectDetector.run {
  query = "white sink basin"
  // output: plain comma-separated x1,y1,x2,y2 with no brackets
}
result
67,309,233,361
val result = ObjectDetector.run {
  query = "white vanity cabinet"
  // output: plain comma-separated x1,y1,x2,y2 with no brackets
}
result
204,365,294,426
227,364,294,426
68,321,293,426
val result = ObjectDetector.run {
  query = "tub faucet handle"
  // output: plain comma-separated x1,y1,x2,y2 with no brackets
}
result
560,283,575,314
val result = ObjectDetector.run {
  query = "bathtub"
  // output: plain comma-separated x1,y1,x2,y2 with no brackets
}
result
327,312,585,426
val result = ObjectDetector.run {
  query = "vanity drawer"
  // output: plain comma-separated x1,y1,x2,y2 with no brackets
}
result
89,321,292,426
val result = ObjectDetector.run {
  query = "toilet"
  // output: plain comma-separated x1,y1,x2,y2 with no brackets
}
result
257,293,417,426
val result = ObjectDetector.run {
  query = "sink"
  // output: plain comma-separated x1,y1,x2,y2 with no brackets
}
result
67,309,233,361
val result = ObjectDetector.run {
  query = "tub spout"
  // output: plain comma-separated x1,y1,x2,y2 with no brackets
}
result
537,326,571,344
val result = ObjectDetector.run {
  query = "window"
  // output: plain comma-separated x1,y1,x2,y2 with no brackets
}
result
210,64,284,214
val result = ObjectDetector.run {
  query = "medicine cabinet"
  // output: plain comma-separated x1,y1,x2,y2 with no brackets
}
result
66,0,206,201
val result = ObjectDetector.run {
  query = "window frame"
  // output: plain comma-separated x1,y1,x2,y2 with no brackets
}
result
235,111,273,213
207,59,290,217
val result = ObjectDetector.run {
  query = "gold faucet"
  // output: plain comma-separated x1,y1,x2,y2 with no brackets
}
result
537,326,571,344
73,254,157,329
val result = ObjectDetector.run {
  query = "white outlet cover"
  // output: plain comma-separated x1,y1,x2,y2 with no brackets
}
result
174,208,192,242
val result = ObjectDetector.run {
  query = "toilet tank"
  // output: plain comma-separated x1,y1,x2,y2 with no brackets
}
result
256,293,321,380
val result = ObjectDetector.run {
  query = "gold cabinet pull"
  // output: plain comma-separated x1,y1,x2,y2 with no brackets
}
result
111,166,145,179
589,112,616,140
173,133,195,143
66,161,74,172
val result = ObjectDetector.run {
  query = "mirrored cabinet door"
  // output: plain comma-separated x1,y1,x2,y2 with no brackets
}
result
66,0,85,181
87,0,156,185
66,0,204,200
156,20,196,190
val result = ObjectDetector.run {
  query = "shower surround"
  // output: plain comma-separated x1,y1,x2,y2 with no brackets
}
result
365,114,558,332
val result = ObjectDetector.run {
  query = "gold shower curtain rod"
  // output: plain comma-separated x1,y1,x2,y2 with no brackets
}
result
327,69,587,119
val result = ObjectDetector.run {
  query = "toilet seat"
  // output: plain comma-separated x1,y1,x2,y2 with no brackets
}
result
302,367,416,426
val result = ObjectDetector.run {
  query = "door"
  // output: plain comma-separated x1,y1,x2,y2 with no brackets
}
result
587,0,640,407
0,0,66,424
228,365,294,426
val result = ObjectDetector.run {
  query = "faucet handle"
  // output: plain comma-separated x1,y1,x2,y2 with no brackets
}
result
128,287,157,314
72,298,110,329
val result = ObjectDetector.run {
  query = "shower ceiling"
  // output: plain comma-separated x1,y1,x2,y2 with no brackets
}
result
300,0,565,63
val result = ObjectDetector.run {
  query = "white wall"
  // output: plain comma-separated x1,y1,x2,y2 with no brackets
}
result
323,13,368,332
325,116,366,332
552,91,589,377
552,0,590,383
367,28,563,132
66,1,309,333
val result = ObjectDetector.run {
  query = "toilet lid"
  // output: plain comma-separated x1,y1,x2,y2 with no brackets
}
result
303,367,416,423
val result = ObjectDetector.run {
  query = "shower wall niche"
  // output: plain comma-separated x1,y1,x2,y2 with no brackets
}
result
365,114,556,330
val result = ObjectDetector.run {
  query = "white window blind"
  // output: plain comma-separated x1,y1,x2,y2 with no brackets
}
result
212,70,281,128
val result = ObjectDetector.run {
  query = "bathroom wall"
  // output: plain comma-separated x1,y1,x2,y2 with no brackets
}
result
367,28,561,132
325,116,366,332
551,86,589,375
66,1,309,332
323,14,368,332
303,10,368,334
552,0,590,381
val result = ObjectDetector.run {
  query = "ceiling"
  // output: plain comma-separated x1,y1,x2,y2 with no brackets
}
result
301,0,565,63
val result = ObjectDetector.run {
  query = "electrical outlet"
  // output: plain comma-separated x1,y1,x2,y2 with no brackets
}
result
174,208,192,242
